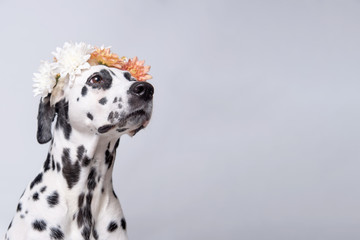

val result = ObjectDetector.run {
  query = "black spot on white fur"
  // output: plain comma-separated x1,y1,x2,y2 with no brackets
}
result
62,148,80,189
86,193,93,205
78,193,85,208
99,97,107,105
82,156,91,167
51,156,55,171
47,191,59,207
76,145,91,167
77,145,85,161
56,162,61,172
77,209,84,227
40,186,47,193
107,221,118,232
109,69,116,76
121,218,127,230
7,220,12,230
105,150,114,169
33,192,39,201
124,72,131,81
16,203,22,212
43,153,51,172
114,138,120,149
82,226,91,240
92,228,99,240
77,194,93,229
30,173,43,189
87,113,94,120
108,111,114,122
112,189,118,199
87,168,97,190
32,219,47,231
50,227,64,240
81,86,88,96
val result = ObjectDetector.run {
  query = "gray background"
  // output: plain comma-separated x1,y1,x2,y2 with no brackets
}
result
0,0,359,239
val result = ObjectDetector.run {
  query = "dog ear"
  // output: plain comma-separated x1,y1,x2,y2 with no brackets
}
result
37,95,56,144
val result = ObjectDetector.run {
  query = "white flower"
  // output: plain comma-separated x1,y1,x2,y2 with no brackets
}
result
52,42,94,86
33,61,58,98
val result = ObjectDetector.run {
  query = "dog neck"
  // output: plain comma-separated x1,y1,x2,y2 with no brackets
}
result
47,124,121,217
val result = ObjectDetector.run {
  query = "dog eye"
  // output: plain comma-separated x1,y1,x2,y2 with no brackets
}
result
90,75,103,83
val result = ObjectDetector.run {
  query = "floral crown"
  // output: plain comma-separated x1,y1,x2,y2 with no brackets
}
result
33,42,151,105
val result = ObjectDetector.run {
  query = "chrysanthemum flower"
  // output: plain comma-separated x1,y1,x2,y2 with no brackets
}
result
89,46,125,69
121,57,152,81
33,61,58,98
52,42,93,86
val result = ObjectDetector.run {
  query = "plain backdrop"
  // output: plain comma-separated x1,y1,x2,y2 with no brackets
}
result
0,0,359,239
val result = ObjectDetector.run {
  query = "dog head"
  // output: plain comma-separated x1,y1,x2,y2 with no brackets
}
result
37,65,154,144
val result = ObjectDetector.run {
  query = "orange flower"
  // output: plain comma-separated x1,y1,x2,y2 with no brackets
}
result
121,56,152,81
89,47,152,81
89,47,125,69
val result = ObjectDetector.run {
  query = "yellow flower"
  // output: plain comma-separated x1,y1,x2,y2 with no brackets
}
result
121,56,152,81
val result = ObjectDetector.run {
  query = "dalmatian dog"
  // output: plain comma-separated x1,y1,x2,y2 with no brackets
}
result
4,65,154,240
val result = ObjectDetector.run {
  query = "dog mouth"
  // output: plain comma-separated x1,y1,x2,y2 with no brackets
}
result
126,109,146,119
98,109,149,134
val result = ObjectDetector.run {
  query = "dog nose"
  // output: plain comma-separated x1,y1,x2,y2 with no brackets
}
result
129,82,154,101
